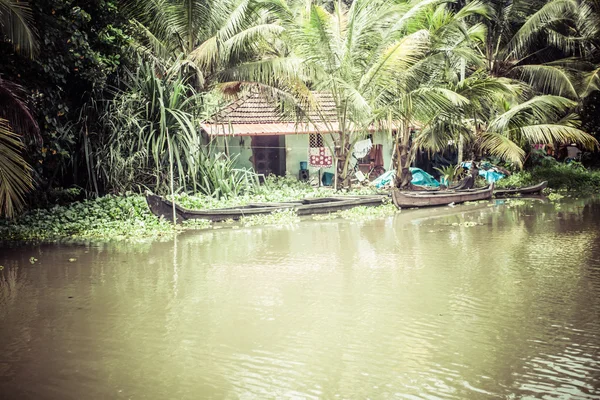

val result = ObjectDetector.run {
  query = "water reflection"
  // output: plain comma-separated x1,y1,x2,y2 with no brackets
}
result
0,197,599,399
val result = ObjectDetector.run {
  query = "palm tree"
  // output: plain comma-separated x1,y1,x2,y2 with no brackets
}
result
473,0,599,163
124,0,288,91
0,0,38,217
269,0,475,188
373,0,489,187
415,0,598,171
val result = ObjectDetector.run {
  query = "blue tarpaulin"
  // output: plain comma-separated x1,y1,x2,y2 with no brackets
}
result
410,167,440,187
372,168,441,188
372,170,395,188
461,162,506,183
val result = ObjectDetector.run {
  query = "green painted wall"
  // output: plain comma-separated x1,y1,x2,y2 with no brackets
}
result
211,136,254,170
209,132,394,182
284,134,335,181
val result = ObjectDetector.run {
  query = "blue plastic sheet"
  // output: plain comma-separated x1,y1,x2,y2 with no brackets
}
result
372,168,441,188
479,170,505,183
372,170,396,188
460,162,506,183
410,167,440,187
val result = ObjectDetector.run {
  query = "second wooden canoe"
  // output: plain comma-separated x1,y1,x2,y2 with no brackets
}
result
493,181,548,197
392,184,494,209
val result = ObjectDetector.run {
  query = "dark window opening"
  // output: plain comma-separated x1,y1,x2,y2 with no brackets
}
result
309,133,324,148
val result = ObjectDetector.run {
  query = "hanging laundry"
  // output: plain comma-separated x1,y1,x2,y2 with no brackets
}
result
309,147,333,167
353,139,373,159
369,144,384,167
308,134,333,167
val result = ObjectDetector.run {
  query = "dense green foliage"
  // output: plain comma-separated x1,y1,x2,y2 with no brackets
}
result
97,62,202,193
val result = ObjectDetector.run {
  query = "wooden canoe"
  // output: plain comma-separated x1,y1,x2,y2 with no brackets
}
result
146,194,387,223
493,181,548,197
392,183,494,209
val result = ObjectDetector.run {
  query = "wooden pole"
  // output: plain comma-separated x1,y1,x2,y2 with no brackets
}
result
458,58,466,165
166,129,176,224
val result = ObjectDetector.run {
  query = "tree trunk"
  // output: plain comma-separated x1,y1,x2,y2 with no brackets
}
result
334,140,351,189
394,123,413,189
469,160,479,182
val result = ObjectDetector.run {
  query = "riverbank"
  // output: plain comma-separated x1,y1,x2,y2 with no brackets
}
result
2,170,598,243
0,178,391,242
495,164,600,193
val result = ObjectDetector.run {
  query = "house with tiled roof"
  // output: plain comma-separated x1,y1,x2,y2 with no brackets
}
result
202,91,394,182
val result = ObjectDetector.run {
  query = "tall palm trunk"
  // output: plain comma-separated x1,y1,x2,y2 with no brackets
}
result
334,142,351,189
394,121,413,189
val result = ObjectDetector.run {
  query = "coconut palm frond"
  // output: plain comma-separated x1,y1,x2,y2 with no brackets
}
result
507,0,577,58
217,0,252,42
0,0,37,57
129,19,175,63
221,23,285,62
0,118,33,218
488,95,577,132
454,0,491,21
580,66,600,97
387,0,446,36
466,22,488,43
188,36,220,73
479,131,526,166
516,124,598,150
0,77,40,143
513,64,579,98
360,30,430,92
415,118,466,153
455,75,515,98
215,56,306,88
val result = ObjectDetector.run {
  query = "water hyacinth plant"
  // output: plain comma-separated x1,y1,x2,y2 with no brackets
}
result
0,195,174,242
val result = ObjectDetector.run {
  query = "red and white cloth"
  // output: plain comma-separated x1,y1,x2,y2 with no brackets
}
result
309,147,333,168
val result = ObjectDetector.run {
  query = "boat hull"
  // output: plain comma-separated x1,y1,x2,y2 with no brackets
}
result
493,181,548,197
146,194,387,223
392,184,494,209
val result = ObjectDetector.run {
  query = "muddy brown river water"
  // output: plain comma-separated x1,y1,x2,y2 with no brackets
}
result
1,197,599,399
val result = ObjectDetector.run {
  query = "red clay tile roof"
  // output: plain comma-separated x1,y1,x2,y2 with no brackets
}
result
200,121,349,136
203,92,340,135
201,91,409,136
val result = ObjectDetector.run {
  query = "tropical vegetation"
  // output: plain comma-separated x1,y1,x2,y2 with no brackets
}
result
1,0,600,220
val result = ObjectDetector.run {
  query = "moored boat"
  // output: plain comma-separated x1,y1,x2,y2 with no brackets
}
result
146,194,388,223
392,184,494,209
493,181,548,197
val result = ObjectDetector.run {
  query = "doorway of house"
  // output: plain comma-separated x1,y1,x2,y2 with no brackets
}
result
251,135,286,176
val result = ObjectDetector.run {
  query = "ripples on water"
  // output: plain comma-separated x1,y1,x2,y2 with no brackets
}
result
1,198,599,399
